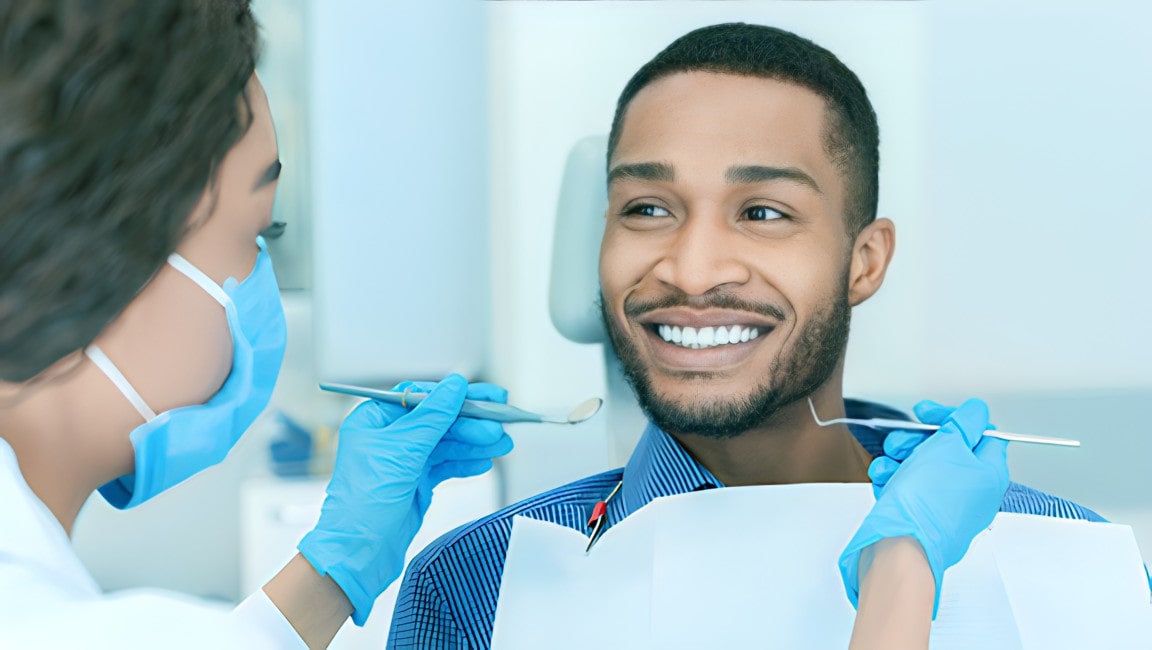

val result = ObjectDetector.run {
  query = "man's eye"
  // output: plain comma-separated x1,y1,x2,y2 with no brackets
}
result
624,204,671,218
745,206,786,221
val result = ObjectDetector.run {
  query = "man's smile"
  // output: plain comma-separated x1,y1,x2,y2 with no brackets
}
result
634,307,780,372
654,323,763,349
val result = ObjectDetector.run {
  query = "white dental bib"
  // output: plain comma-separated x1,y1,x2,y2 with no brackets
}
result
491,484,1151,649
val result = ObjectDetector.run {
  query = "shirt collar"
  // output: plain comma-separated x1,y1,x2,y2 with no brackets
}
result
616,398,910,522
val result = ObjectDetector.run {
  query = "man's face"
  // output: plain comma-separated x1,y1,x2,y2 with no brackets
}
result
600,72,857,438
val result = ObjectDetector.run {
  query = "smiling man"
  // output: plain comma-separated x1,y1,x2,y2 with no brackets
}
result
599,64,879,486
387,23,1102,649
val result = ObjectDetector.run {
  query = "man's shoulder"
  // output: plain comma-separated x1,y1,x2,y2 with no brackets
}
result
407,468,625,576
1002,481,1106,522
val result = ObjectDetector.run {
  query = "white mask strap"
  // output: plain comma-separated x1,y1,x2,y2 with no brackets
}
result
84,346,157,422
167,253,232,307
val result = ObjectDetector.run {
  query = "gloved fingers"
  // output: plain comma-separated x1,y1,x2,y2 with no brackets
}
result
882,430,931,461
442,417,509,446
939,398,991,449
340,399,403,431
426,458,495,486
391,380,508,404
868,455,900,483
389,374,469,442
463,382,508,404
390,380,437,395
868,456,899,497
912,400,955,426
427,434,515,467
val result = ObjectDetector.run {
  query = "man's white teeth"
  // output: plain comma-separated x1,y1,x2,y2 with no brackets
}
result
657,324,761,349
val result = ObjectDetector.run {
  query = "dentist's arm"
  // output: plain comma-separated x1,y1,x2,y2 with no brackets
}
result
845,399,1009,650
266,375,513,647
848,537,935,649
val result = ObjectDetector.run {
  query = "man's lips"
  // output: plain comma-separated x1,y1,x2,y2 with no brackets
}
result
635,307,779,330
632,308,779,370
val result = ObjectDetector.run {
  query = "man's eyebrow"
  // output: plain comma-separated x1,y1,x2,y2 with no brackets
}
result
253,158,282,191
607,161,675,185
725,165,822,194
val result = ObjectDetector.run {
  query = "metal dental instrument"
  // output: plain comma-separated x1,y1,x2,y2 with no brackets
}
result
319,383,603,425
807,398,1080,448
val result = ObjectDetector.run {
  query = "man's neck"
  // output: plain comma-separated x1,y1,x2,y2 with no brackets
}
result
671,386,873,487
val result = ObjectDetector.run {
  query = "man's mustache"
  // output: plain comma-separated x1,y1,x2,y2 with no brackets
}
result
622,290,786,322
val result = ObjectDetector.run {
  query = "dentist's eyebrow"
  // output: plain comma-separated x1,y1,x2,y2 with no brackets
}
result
608,161,675,185
725,165,822,194
253,158,282,191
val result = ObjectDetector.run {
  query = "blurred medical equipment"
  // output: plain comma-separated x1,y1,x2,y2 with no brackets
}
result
267,411,315,477
299,376,513,625
808,397,1080,447
319,382,602,425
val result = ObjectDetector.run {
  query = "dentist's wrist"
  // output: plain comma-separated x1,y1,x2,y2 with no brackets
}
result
849,537,934,650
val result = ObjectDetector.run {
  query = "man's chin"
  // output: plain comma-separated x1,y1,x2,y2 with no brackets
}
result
635,386,771,440
643,386,755,414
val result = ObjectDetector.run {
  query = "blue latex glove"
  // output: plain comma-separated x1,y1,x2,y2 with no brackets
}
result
298,374,513,625
839,398,1009,617
868,399,997,496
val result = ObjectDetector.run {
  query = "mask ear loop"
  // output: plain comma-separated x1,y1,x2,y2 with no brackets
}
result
166,253,232,308
84,346,157,422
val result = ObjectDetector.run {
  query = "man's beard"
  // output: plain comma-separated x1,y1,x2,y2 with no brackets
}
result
600,279,851,440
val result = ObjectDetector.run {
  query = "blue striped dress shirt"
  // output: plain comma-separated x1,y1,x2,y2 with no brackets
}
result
387,399,1104,649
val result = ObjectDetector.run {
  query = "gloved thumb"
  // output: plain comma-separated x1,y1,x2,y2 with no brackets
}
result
391,374,469,444
941,398,991,449
882,430,930,462
913,399,955,426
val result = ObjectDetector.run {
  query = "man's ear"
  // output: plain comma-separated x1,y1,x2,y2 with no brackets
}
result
847,218,895,307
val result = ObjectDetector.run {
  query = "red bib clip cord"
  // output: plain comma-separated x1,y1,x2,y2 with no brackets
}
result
585,480,623,554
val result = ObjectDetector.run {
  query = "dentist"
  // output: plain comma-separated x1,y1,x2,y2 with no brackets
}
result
0,1,511,647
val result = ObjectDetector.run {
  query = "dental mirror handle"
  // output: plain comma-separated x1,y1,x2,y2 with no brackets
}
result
318,383,546,424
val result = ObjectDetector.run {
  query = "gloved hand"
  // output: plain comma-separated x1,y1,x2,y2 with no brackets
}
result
868,399,997,496
298,374,513,625
839,398,1009,617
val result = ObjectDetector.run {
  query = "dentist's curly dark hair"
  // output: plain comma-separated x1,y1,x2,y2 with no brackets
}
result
0,0,260,383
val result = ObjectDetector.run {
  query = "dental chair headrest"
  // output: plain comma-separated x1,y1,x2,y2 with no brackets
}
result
549,135,609,345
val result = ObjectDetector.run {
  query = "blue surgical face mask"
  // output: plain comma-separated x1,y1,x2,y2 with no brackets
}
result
86,238,287,509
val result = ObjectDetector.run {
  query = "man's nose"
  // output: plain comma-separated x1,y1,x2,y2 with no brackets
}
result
651,212,750,296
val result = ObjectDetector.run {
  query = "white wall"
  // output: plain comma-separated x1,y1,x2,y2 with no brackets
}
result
914,0,1152,394
310,0,490,384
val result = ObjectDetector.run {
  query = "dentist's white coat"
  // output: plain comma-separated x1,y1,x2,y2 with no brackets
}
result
0,439,305,649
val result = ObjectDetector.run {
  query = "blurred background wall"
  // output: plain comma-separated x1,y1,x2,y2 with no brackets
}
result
69,1,1151,647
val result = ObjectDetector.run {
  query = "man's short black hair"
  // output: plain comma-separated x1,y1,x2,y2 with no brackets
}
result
608,22,879,236
0,0,260,382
